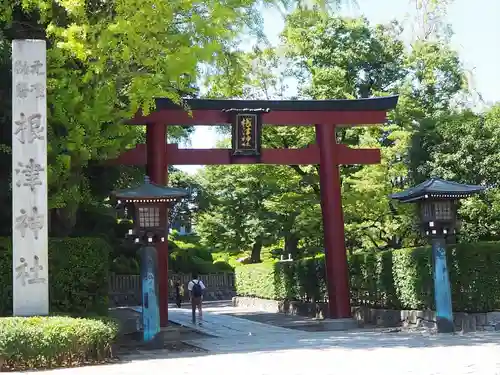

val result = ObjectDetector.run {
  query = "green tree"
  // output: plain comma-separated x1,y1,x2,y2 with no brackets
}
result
199,12,410,253
261,166,323,258
422,106,500,243
280,11,411,250
0,0,341,236
196,163,283,262
168,168,206,230
178,6,475,256
254,10,468,252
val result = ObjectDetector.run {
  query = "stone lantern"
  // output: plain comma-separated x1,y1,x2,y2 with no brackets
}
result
391,177,485,333
113,176,188,343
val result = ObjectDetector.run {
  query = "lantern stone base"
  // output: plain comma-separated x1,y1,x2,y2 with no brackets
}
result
108,307,142,335
436,316,455,333
109,307,185,347
140,327,182,349
232,297,500,333
159,326,182,342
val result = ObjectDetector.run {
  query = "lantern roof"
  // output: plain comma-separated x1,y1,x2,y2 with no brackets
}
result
390,177,486,203
113,176,188,201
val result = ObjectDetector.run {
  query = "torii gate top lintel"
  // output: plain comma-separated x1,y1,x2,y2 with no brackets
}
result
128,95,399,126
116,95,399,167
153,95,399,111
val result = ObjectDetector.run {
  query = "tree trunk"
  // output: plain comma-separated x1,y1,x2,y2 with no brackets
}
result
251,237,262,263
284,233,299,260
49,206,78,237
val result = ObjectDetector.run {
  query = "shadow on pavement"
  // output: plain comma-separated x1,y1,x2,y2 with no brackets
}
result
110,300,500,364
114,329,500,364
115,329,500,362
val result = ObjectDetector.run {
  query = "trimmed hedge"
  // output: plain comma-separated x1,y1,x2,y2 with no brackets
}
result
0,237,111,316
0,316,118,370
235,262,280,299
212,260,235,272
169,237,220,274
235,241,500,312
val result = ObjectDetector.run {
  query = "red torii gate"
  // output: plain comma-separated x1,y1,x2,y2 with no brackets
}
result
113,96,399,327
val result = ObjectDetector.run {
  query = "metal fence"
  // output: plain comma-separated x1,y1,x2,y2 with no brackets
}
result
108,272,235,306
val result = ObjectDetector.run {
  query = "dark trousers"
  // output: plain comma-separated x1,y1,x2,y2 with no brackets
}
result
175,286,181,308
191,296,202,322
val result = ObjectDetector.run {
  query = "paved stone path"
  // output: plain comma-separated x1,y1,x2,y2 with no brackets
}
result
168,305,297,338
18,304,500,375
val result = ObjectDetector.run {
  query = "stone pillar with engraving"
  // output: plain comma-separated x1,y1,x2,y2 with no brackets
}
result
11,40,49,316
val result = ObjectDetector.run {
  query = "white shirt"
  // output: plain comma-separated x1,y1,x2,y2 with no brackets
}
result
187,279,206,291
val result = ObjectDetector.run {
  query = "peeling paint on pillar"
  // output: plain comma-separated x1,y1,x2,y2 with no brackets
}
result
432,237,454,333
146,122,169,327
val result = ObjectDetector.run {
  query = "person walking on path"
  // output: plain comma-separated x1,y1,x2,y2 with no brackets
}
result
187,272,206,325
174,279,182,308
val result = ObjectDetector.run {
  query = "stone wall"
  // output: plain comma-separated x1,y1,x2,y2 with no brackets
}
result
232,296,500,332
352,306,500,332
232,296,328,318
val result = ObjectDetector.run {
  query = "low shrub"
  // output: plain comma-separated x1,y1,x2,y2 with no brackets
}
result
0,316,118,370
235,262,281,299
169,236,216,273
186,247,213,262
0,237,111,316
235,241,500,312
272,256,326,302
212,260,234,272
170,252,217,274
111,254,140,275
191,256,218,274
172,236,213,261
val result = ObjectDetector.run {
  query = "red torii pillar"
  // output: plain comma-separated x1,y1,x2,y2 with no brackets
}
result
316,124,349,318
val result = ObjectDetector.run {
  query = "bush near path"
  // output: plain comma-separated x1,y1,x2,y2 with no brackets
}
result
236,241,500,312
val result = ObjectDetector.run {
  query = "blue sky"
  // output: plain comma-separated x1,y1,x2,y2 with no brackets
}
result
178,0,500,174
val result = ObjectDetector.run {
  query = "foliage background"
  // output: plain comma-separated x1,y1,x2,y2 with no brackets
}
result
0,237,110,316
0,0,498,274
236,241,500,313
193,4,494,264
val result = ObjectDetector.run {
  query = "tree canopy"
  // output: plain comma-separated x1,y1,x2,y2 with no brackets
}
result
192,6,495,262
0,0,345,237
1,0,497,267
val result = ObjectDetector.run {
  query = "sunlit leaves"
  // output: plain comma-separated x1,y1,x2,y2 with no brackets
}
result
1,0,286,218
282,12,406,99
